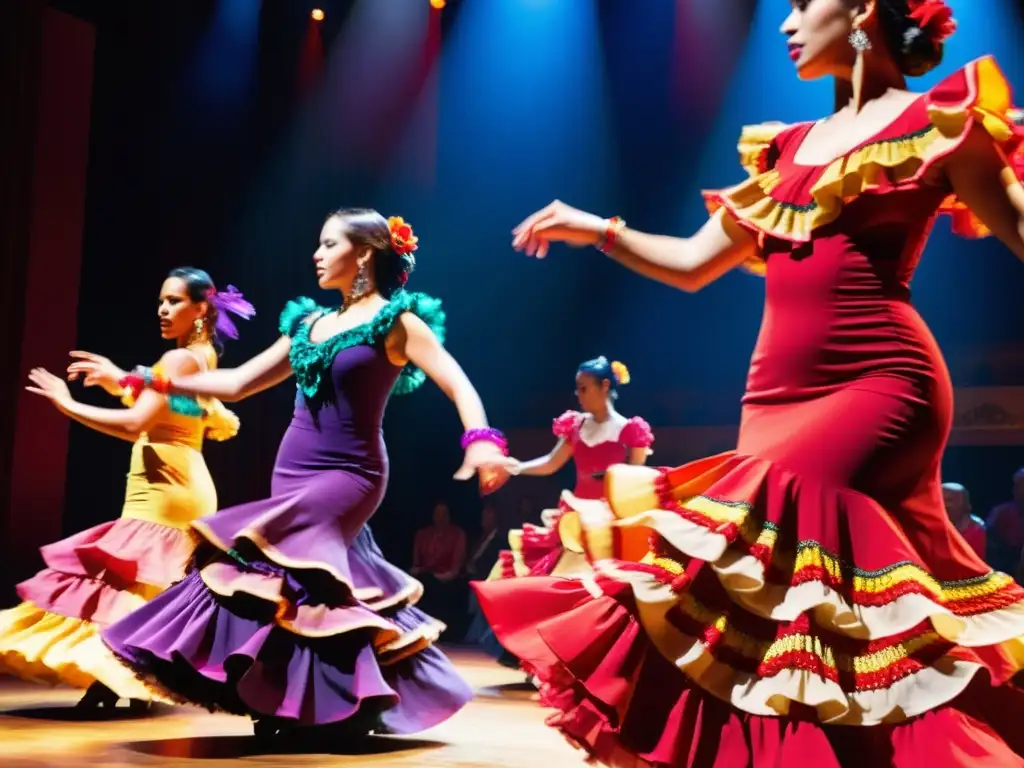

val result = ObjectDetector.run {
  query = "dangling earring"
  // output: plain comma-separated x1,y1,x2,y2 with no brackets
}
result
849,27,871,52
188,318,206,345
349,262,370,303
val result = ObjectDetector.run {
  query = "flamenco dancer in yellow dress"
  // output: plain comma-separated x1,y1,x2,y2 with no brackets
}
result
0,268,252,710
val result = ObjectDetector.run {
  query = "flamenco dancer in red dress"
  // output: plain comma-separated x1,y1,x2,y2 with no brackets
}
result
474,1,1024,765
492,357,653,581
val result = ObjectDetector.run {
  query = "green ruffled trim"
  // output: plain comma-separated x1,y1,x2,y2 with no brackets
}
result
167,394,205,418
279,296,321,337
282,290,446,411
392,292,445,395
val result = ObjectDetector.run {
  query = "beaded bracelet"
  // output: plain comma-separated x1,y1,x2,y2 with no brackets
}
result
460,427,509,455
596,216,626,253
118,368,171,407
133,365,171,393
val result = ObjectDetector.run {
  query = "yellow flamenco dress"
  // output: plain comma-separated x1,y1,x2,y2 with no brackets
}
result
0,351,238,702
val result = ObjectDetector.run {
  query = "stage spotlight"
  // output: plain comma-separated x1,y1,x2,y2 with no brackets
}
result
430,0,446,9
311,8,325,22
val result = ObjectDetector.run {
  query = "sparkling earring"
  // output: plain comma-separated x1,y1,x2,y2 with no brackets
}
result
849,28,871,52
350,262,370,301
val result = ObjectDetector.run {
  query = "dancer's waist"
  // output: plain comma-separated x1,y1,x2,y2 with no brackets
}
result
275,422,387,474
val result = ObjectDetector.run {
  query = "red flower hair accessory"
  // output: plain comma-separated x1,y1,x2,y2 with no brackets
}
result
388,216,419,256
906,0,956,45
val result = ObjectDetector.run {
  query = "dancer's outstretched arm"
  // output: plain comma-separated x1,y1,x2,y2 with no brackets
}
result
169,336,293,402
508,440,573,477
27,348,200,440
390,312,510,494
66,351,129,397
512,202,756,292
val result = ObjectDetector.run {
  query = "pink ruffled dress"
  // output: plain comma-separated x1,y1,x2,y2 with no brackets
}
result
493,410,654,579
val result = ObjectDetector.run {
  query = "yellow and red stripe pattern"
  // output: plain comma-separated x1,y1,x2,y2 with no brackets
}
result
613,555,955,693
650,471,1024,615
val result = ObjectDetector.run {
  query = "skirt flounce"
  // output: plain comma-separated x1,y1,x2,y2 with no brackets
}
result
472,451,1024,766
0,517,196,697
102,520,472,731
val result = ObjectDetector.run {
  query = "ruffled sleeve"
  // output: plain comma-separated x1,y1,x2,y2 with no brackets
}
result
703,56,1023,249
703,122,792,276
202,399,240,442
279,297,321,338
552,411,583,443
390,291,446,396
928,57,1024,238
620,416,654,450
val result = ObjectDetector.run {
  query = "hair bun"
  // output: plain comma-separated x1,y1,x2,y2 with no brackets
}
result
899,24,944,77
878,0,949,78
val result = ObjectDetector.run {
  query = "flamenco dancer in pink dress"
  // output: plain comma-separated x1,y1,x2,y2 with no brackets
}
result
100,210,509,740
493,357,654,580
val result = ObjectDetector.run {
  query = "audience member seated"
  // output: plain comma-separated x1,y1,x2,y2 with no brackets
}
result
986,468,1024,576
942,482,986,560
412,501,466,637
464,503,502,580
463,504,506,654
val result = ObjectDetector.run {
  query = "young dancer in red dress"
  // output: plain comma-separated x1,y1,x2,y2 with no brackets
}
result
474,1,1024,765
492,357,653,580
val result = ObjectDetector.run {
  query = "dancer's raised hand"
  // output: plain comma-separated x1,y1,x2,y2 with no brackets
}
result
454,442,514,495
512,200,608,259
27,367,73,407
67,350,127,396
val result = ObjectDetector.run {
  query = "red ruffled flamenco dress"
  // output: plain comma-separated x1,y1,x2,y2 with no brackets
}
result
474,57,1024,766
490,411,654,582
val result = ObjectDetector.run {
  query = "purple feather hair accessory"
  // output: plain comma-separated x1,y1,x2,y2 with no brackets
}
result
208,285,255,340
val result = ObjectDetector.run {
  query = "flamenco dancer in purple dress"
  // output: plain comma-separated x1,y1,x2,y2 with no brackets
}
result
100,209,510,740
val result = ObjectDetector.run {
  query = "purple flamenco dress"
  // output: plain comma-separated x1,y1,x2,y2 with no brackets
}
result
102,291,472,734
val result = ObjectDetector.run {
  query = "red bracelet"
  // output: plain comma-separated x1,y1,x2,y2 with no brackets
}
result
597,216,626,253
118,371,171,398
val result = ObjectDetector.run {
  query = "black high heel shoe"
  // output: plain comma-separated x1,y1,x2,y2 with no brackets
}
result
253,717,291,741
76,682,119,709
128,698,152,714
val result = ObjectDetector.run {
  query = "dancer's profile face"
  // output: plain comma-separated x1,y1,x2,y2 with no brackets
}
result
314,215,366,291
781,0,860,81
575,373,609,415
157,277,206,342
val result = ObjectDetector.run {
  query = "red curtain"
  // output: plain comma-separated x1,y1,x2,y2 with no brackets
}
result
0,4,95,594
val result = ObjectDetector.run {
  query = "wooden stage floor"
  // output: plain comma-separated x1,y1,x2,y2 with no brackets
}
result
0,648,588,768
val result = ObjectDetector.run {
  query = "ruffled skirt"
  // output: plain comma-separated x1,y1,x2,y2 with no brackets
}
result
101,468,472,732
490,492,603,581
0,516,196,699
475,427,1024,765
